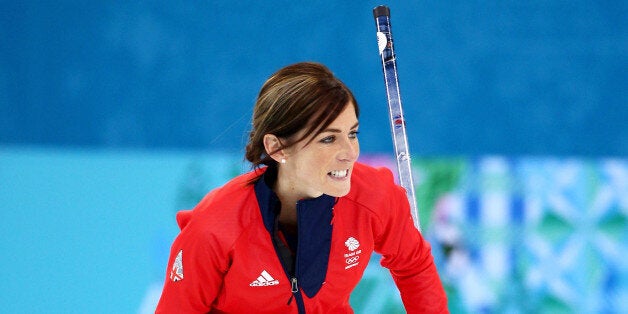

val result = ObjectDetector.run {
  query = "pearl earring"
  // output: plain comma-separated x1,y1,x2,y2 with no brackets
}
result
280,158,286,164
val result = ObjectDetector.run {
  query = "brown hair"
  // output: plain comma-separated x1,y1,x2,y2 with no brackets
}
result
245,62,359,169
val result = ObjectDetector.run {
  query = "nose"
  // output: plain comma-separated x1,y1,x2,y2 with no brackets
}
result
339,137,359,162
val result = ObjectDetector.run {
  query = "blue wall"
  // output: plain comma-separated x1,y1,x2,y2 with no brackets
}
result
0,147,242,313
1,1,626,156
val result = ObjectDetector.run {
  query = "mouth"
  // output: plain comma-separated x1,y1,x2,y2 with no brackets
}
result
328,169,349,179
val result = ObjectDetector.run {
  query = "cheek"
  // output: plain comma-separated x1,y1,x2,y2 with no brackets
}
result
299,154,330,178
294,155,323,175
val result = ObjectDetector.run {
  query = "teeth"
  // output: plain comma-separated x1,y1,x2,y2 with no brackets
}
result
329,170,348,178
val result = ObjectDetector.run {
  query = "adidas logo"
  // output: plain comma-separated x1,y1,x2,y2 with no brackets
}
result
249,270,279,287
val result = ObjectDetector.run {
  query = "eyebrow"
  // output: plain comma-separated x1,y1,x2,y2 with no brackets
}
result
319,122,360,133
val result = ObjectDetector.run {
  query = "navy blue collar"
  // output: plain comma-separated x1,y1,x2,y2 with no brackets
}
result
254,170,334,298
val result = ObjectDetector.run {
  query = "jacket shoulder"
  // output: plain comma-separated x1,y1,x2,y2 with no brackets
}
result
347,162,400,208
351,162,396,191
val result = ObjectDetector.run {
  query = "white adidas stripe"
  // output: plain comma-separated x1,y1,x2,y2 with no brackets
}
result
250,270,279,287
261,270,274,281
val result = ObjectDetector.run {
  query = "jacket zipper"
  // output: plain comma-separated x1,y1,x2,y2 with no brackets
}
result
292,202,306,314
291,277,299,293
273,202,305,313
287,277,298,305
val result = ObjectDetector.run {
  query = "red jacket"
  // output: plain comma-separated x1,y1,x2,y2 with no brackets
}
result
156,162,448,313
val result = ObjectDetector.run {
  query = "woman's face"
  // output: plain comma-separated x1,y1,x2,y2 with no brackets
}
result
280,103,360,199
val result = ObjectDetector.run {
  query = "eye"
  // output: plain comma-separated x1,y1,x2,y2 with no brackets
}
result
319,135,335,144
349,130,359,139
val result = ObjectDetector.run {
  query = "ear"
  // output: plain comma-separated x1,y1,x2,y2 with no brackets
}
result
263,134,286,163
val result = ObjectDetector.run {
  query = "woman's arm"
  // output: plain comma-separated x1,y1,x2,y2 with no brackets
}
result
375,183,449,313
155,211,228,313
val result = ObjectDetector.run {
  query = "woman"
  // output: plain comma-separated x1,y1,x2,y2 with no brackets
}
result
156,62,448,313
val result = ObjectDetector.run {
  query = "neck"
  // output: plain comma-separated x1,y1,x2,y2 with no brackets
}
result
274,174,299,226
271,166,324,227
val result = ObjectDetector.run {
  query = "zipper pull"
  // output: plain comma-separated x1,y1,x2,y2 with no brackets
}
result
291,277,299,293
287,277,299,305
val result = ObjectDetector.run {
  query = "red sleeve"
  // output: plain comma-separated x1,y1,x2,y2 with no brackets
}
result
374,175,449,313
155,213,230,313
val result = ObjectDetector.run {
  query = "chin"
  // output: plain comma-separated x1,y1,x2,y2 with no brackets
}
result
327,185,351,197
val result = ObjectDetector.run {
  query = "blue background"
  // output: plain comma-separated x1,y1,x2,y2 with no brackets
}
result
1,1,627,313
2,1,626,156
